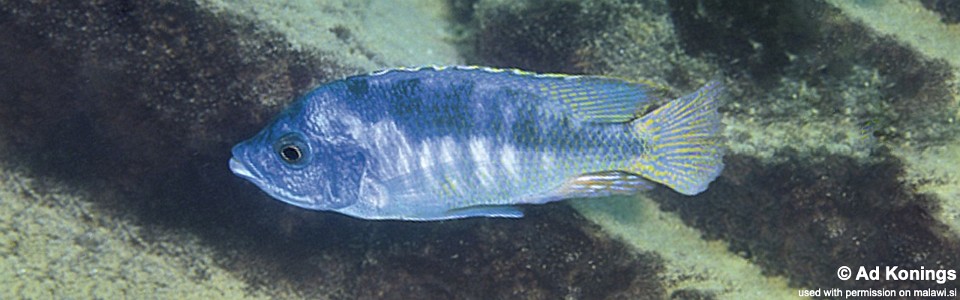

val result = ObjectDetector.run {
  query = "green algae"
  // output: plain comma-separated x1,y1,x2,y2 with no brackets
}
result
460,0,960,297
0,164,271,299
829,0,960,71
827,0,960,242
899,142,960,236
2,0,960,298
197,0,463,70
572,196,799,299
0,0,666,298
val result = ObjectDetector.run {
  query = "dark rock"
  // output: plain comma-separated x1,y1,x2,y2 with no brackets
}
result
669,0,958,144
239,205,666,299
669,0,820,87
0,0,667,298
921,0,960,24
0,0,345,183
655,154,960,292
466,0,641,74
670,288,716,300
4,0,959,297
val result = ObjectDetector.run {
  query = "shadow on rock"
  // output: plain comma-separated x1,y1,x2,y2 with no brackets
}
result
654,152,960,292
0,1,665,298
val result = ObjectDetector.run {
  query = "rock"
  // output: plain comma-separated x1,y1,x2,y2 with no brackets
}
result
0,0,667,298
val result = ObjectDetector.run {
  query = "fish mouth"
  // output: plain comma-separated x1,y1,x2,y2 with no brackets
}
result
229,157,257,180
228,156,318,209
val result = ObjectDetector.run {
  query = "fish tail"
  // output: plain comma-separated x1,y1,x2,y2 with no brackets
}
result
627,81,725,195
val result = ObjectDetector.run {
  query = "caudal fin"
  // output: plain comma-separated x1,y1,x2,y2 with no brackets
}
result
628,81,724,195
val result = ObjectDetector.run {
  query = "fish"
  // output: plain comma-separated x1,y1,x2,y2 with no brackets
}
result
229,66,724,221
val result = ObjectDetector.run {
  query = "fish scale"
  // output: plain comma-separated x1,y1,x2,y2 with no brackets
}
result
229,66,724,220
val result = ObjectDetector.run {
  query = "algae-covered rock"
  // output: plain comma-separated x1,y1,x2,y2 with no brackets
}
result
2,0,959,298
922,0,960,24
657,154,960,291
0,165,270,299
0,0,668,298
457,0,960,297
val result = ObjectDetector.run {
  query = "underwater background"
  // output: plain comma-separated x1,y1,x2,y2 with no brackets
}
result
1,0,959,299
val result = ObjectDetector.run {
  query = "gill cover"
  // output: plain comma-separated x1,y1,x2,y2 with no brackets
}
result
317,144,367,209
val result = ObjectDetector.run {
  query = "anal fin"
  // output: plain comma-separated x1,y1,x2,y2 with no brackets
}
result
523,171,655,204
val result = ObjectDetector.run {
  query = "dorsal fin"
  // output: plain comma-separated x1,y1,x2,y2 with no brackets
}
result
536,76,668,123
350,66,667,124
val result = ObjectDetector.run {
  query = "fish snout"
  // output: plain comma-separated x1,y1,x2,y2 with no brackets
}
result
229,143,260,181
229,157,255,179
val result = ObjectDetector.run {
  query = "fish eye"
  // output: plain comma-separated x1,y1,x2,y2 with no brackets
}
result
274,133,310,166
279,144,302,162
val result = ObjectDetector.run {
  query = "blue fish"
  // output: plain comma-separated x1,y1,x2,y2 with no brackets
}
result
229,66,724,220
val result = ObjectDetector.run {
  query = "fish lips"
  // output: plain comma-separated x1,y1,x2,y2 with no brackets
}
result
228,156,318,209
229,148,333,210
228,142,272,197
229,157,256,180
229,142,259,181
